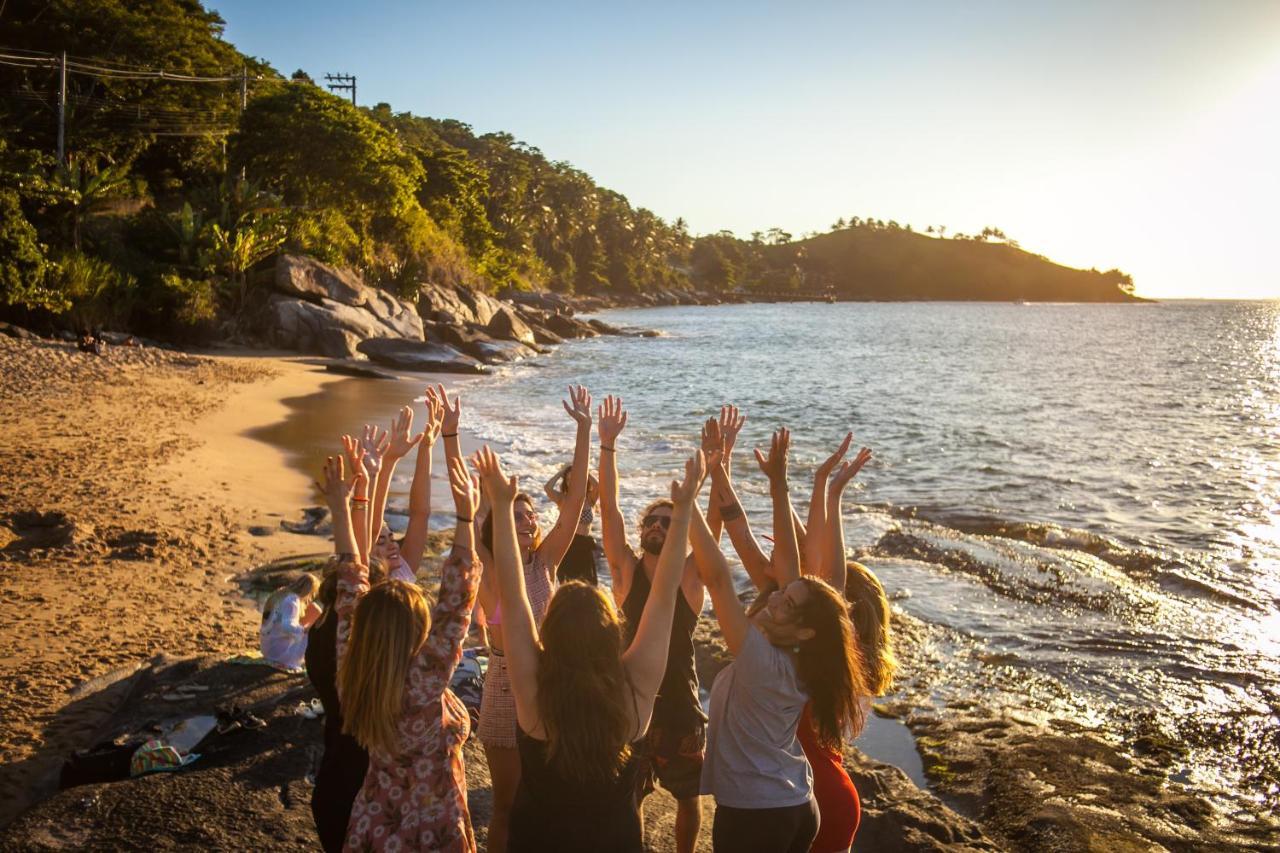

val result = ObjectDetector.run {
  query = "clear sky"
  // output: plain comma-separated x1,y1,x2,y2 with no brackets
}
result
207,0,1280,299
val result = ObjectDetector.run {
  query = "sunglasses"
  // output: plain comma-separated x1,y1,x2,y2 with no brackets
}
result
642,514,672,530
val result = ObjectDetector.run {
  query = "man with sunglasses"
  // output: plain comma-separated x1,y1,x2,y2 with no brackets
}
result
596,395,718,853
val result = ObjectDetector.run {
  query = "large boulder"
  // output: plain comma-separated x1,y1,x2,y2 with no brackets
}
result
364,289,424,341
460,288,507,327
468,338,537,363
418,282,479,326
544,312,599,339
356,338,487,374
267,295,359,358
275,254,365,305
485,304,536,347
423,322,537,364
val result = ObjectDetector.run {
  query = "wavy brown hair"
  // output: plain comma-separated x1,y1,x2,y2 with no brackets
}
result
795,576,869,748
338,580,430,755
845,561,897,696
536,581,634,783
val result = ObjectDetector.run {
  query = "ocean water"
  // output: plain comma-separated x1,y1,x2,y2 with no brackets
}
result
447,300,1280,808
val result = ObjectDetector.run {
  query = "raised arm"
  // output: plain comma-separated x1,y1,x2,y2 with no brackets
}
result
398,392,444,571
622,451,705,708
359,422,391,555
708,455,774,592
536,385,593,571
825,444,873,595
417,457,482,670
688,468,750,656
596,395,635,603
321,454,369,675
472,446,543,732
341,435,371,565
756,427,801,588
543,462,570,506
706,405,746,543
804,434,849,581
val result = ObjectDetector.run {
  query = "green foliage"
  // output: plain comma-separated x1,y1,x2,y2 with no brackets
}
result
231,86,422,242
0,189,56,310
46,250,138,329
284,207,361,268
158,271,218,325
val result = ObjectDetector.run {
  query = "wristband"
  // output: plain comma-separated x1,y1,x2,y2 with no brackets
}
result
456,515,473,523
601,445,615,452
443,432,458,438
719,502,744,521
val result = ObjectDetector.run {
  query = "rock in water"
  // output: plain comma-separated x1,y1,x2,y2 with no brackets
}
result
356,338,488,374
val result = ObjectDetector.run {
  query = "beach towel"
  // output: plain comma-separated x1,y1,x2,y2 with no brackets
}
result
129,739,200,776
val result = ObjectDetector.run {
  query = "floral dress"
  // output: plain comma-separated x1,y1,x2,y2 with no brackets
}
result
336,548,481,853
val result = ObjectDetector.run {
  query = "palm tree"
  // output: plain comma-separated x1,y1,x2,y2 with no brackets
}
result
49,158,132,250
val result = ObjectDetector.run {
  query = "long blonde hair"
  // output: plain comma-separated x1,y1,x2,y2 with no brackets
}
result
845,561,897,696
338,580,430,755
536,582,634,783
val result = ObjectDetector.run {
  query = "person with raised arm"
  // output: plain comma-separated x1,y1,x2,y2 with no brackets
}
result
460,385,594,853
366,391,446,579
691,428,869,853
327,448,482,852
307,440,396,852
542,461,601,585
597,394,712,853
473,443,705,853
791,434,882,853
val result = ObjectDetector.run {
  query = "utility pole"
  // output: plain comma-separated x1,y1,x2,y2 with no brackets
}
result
240,64,248,110
56,51,66,164
324,73,356,106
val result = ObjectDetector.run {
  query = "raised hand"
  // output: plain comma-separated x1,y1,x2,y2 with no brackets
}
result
701,417,723,457
341,434,363,481
420,387,445,445
719,405,746,456
470,446,518,505
753,427,791,485
358,423,389,478
385,406,423,459
563,384,592,428
816,432,854,480
830,446,873,494
321,455,351,509
448,456,480,519
435,383,462,436
598,394,627,445
670,450,708,505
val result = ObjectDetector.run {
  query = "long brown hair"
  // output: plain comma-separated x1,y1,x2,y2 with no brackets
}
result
536,581,634,783
845,561,897,696
795,576,869,748
338,580,430,755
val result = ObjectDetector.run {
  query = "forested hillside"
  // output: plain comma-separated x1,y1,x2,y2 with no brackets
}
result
0,0,1137,340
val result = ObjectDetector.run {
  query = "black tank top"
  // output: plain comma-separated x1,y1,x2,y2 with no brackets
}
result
556,533,599,586
621,557,706,728
508,728,644,853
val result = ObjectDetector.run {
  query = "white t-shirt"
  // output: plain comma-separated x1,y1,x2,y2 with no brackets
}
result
701,626,812,808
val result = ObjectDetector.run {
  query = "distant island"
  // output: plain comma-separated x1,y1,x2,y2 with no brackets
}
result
0,0,1138,347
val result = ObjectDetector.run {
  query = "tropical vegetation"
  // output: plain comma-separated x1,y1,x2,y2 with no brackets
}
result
0,0,1137,339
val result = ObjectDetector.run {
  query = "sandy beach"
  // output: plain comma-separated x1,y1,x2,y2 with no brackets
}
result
2,333,1276,852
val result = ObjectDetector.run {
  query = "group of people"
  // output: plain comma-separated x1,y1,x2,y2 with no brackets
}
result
289,383,895,853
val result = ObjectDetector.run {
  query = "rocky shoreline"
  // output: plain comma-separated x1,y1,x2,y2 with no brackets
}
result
2,331,1277,851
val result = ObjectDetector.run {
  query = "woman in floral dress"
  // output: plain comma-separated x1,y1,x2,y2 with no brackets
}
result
322,446,482,852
